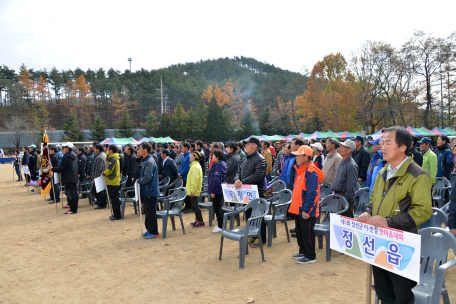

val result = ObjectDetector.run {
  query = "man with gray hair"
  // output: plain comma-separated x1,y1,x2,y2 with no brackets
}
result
332,139,358,218
322,138,342,185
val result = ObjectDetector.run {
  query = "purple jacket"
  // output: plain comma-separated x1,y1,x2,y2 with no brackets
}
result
207,160,227,195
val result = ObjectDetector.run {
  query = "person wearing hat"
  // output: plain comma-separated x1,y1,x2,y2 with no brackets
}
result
410,136,423,167
187,151,204,227
352,135,370,187
28,145,38,182
332,139,359,218
366,138,384,191
50,142,79,214
289,145,325,264
310,142,324,169
365,136,374,153
418,137,437,184
321,138,342,186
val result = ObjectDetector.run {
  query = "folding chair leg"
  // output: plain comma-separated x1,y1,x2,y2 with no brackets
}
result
236,214,240,226
259,237,266,262
208,205,213,227
325,233,331,262
284,219,290,242
219,236,224,260
273,221,277,238
170,216,176,230
267,220,273,248
179,215,186,234
442,291,450,304
239,239,246,269
162,215,168,239
121,201,125,220
317,235,323,249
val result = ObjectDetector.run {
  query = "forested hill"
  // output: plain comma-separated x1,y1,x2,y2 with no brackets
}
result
0,56,308,132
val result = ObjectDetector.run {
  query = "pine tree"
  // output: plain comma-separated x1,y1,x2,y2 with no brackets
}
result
89,113,107,142
237,106,255,140
141,110,158,137
157,113,172,137
259,106,271,135
171,102,187,139
115,108,134,138
62,113,83,142
204,95,225,142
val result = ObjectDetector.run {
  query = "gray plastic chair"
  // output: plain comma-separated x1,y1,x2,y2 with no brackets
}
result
219,198,269,269
120,186,136,219
319,184,333,215
158,179,183,209
78,180,95,206
159,176,170,186
221,201,241,228
263,189,292,247
441,202,450,214
270,176,280,184
198,176,214,225
420,208,448,229
354,187,370,218
432,178,451,208
314,194,349,262
374,227,456,304
450,173,456,194
264,180,286,199
156,187,187,239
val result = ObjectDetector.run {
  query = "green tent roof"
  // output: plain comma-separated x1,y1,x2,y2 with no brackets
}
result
443,127,456,136
415,127,436,137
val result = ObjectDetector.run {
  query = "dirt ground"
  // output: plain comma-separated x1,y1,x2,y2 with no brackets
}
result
0,165,455,304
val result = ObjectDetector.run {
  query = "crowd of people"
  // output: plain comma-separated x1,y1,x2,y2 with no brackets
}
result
11,126,456,304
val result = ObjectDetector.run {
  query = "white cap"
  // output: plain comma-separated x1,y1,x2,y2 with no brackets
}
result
63,142,74,149
311,142,323,151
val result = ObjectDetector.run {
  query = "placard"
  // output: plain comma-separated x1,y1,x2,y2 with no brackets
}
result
222,184,259,204
330,214,421,282
94,176,107,193
54,172,60,184
22,166,29,175
134,182,139,202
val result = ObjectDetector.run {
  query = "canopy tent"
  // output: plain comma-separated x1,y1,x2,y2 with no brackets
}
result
294,132,308,138
349,131,366,138
431,127,449,136
100,137,140,145
367,129,384,139
267,135,285,142
282,134,294,141
406,126,423,137
415,127,436,137
320,131,340,139
147,137,180,144
443,127,456,136
336,131,352,140
305,131,328,141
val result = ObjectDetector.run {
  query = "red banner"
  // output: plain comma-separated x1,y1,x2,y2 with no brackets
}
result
40,141,52,197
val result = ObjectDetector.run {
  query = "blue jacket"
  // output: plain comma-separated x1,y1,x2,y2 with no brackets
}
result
177,152,190,180
367,151,383,189
448,191,456,229
436,144,453,178
280,154,293,185
58,151,63,164
138,154,160,197
207,160,227,195
285,155,297,189
369,157,388,196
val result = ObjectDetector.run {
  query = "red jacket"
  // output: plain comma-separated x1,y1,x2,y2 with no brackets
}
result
268,146,276,158
289,162,325,218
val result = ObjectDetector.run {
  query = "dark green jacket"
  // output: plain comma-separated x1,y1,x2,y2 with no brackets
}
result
366,155,432,234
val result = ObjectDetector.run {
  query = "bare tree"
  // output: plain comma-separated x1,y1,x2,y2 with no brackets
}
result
0,116,29,149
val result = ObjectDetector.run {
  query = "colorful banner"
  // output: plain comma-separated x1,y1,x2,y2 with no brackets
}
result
330,214,421,282
40,138,52,197
222,184,259,204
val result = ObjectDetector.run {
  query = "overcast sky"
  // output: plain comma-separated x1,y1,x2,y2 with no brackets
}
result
1,0,455,74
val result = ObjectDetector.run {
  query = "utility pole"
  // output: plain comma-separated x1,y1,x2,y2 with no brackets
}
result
155,76,167,115
128,57,133,72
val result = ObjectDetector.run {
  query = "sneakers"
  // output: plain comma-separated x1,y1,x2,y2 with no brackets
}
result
250,238,265,248
292,253,305,259
142,231,150,237
64,210,74,214
145,233,159,239
62,205,70,209
297,257,316,264
190,220,198,226
291,233,297,238
212,226,223,233
289,228,296,233
192,221,205,228
47,198,53,201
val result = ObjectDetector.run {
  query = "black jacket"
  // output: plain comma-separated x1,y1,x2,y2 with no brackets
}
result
50,153,60,168
21,151,29,166
159,157,177,182
85,152,94,176
135,156,143,180
198,149,206,176
410,146,423,168
225,153,240,184
77,153,87,176
126,153,137,179
352,146,371,181
169,150,177,160
28,150,37,172
52,151,78,184
121,153,130,174
235,151,267,194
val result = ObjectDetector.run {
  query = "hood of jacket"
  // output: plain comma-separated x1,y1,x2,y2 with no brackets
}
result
438,143,450,151
106,153,120,161
211,160,227,174
66,151,77,161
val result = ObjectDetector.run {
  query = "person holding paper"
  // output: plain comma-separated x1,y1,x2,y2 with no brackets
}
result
102,145,121,221
13,150,22,181
51,142,79,214
357,126,432,304
91,144,107,209
47,147,60,204
136,142,160,239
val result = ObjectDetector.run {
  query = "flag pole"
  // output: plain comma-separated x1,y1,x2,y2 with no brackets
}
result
52,175,58,214
19,164,22,187
137,183,144,237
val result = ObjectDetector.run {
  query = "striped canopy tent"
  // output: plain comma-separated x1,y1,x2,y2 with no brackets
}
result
148,136,180,144
267,135,285,142
406,126,423,137
320,131,340,139
257,135,272,142
415,127,436,137
336,131,353,140
294,132,308,138
100,137,140,145
367,129,384,139
430,127,449,136
349,131,366,138
305,131,327,141
283,134,295,141
241,135,260,142
443,127,456,136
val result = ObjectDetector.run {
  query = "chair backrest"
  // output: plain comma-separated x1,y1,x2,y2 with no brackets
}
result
120,175,128,188
355,182,361,191
320,184,332,200
202,176,208,186
354,187,370,213
270,176,280,184
159,176,170,186
169,178,183,189
450,173,456,187
420,208,448,229
320,194,349,223
169,187,187,211
441,202,450,214
268,180,286,192
272,190,292,217
419,227,456,285
244,198,268,231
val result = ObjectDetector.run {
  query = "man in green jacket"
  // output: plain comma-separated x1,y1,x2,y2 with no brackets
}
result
103,144,121,221
418,137,437,184
358,126,432,304
187,151,204,227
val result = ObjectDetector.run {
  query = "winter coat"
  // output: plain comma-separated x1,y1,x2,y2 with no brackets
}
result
422,148,437,184
280,154,294,186
50,153,60,169
85,152,94,176
198,149,206,176
366,155,432,233
52,151,78,184
352,146,370,181
135,156,143,180
436,143,453,178
262,148,273,174
103,153,120,186
169,150,177,160
186,161,203,196
273,150,284,177
175,152,183,170
322,151,342,186
28,151,37,173
138,154,160,197
177,152,190,180
235,151,267,194
91,152,107,181
21,151,29,166
366,151,383,189
207,160,227,195
225,153,240,184
159,157,177,182
127,153,137,180
410,146,423,167
121,153,130,175
77,153,87,176
312,151,324,169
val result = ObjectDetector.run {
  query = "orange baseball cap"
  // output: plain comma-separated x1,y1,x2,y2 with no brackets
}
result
291,145,313,157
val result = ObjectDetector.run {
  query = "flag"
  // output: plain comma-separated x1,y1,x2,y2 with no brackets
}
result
40,132,52,197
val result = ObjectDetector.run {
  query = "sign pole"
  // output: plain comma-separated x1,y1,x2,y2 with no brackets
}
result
52,174,58,215
137,184,144,237
19,164,22,187
366,264,372,304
